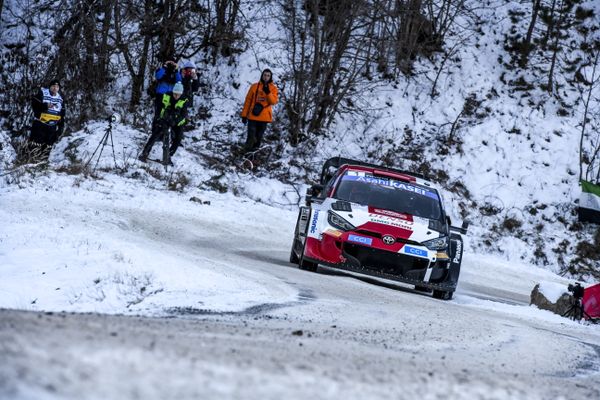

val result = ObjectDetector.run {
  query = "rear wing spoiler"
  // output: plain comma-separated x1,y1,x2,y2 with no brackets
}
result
319,156,428,185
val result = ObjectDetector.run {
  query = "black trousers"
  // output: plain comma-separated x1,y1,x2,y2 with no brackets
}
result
29,120,61,158
30,120,60,146
245,120,268,151
151,96,163,131
142,122,183,157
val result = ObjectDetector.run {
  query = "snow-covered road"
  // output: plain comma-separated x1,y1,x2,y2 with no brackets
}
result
1,174,600,399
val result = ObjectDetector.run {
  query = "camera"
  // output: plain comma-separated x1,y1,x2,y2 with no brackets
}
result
568,282,584,299
107,113,120,124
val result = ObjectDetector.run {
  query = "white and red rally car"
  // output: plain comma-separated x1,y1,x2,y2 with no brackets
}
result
290,157,467,300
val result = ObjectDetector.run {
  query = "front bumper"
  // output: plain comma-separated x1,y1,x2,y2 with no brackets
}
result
303,234,456,291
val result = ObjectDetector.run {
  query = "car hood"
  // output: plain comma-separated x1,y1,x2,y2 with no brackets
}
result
324,199,442,243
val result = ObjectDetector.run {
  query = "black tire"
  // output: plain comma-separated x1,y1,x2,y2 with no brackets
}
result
289,212,302,264
432,290,453,300
289,246,300,264
299,253,318,272
298,216,318,272
414,286,432,293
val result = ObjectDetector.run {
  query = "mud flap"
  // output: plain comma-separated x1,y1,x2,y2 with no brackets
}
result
297,207,310,244
447,233,463,285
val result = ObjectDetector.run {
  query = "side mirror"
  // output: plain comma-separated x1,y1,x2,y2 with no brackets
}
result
461,220,469,233
305,184,324,206
450,220,469,235
305,187,313,206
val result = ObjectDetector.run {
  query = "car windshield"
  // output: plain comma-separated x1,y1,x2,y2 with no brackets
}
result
333,171,442,220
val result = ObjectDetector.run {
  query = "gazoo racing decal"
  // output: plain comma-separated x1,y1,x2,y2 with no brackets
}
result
371,208,409,220
348,234,373,246
309,210,320,234
342,173,439,200
368,214,414,230
403,245,428,258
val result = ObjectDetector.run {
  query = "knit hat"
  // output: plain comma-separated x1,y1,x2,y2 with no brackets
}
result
172,82,184,94
48,79,60,87
182,60,196,69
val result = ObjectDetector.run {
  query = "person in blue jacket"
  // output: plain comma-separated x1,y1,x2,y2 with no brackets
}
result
152,60,181,129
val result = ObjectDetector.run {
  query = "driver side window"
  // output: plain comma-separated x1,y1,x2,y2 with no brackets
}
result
321,172,340,199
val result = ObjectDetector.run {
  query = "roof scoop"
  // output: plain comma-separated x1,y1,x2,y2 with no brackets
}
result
332,200,352,212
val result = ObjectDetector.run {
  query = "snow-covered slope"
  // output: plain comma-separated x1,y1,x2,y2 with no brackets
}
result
2,0,599,279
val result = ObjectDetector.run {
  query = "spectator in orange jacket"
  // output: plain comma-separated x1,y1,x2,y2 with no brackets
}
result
240,69,278,152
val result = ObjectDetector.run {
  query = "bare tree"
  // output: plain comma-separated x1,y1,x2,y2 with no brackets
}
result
578,46,600,183
519,0,542,68
281,0,375,144
114,0,155,111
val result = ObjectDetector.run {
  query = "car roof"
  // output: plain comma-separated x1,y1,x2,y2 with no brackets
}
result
340,164,439,190
320,157,433,186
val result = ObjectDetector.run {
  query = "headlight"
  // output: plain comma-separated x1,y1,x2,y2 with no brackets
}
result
327,211,355,232
422,236,448,250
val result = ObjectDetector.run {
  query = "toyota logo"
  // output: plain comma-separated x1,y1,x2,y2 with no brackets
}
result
382,235,395,245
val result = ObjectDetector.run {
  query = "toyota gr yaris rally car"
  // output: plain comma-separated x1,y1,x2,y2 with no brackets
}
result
289,157,468,300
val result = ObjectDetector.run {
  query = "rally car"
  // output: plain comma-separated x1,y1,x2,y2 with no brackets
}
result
289,157,468,300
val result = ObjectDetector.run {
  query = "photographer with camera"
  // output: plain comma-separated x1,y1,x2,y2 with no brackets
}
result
179,61,200,105
240,68,278,153
150,60,182,129
153,60,182,98
29,79,65,159
139,82,189,165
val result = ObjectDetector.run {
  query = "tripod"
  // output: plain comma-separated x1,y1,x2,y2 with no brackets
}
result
84,118,117,172
562,296,592,321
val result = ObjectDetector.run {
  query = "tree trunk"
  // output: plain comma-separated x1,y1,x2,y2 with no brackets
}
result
542,0,557,48
159,0,178,62
546,0,565,93
520,0,542,68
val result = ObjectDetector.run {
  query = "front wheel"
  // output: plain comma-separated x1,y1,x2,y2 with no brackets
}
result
298,230,317,272
415,286,432,293
432,290,453,300
289,212,303,264
298,253,318,272
289,247,299,264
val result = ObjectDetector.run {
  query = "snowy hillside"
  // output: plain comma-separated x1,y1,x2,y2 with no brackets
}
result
1,0,599,278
